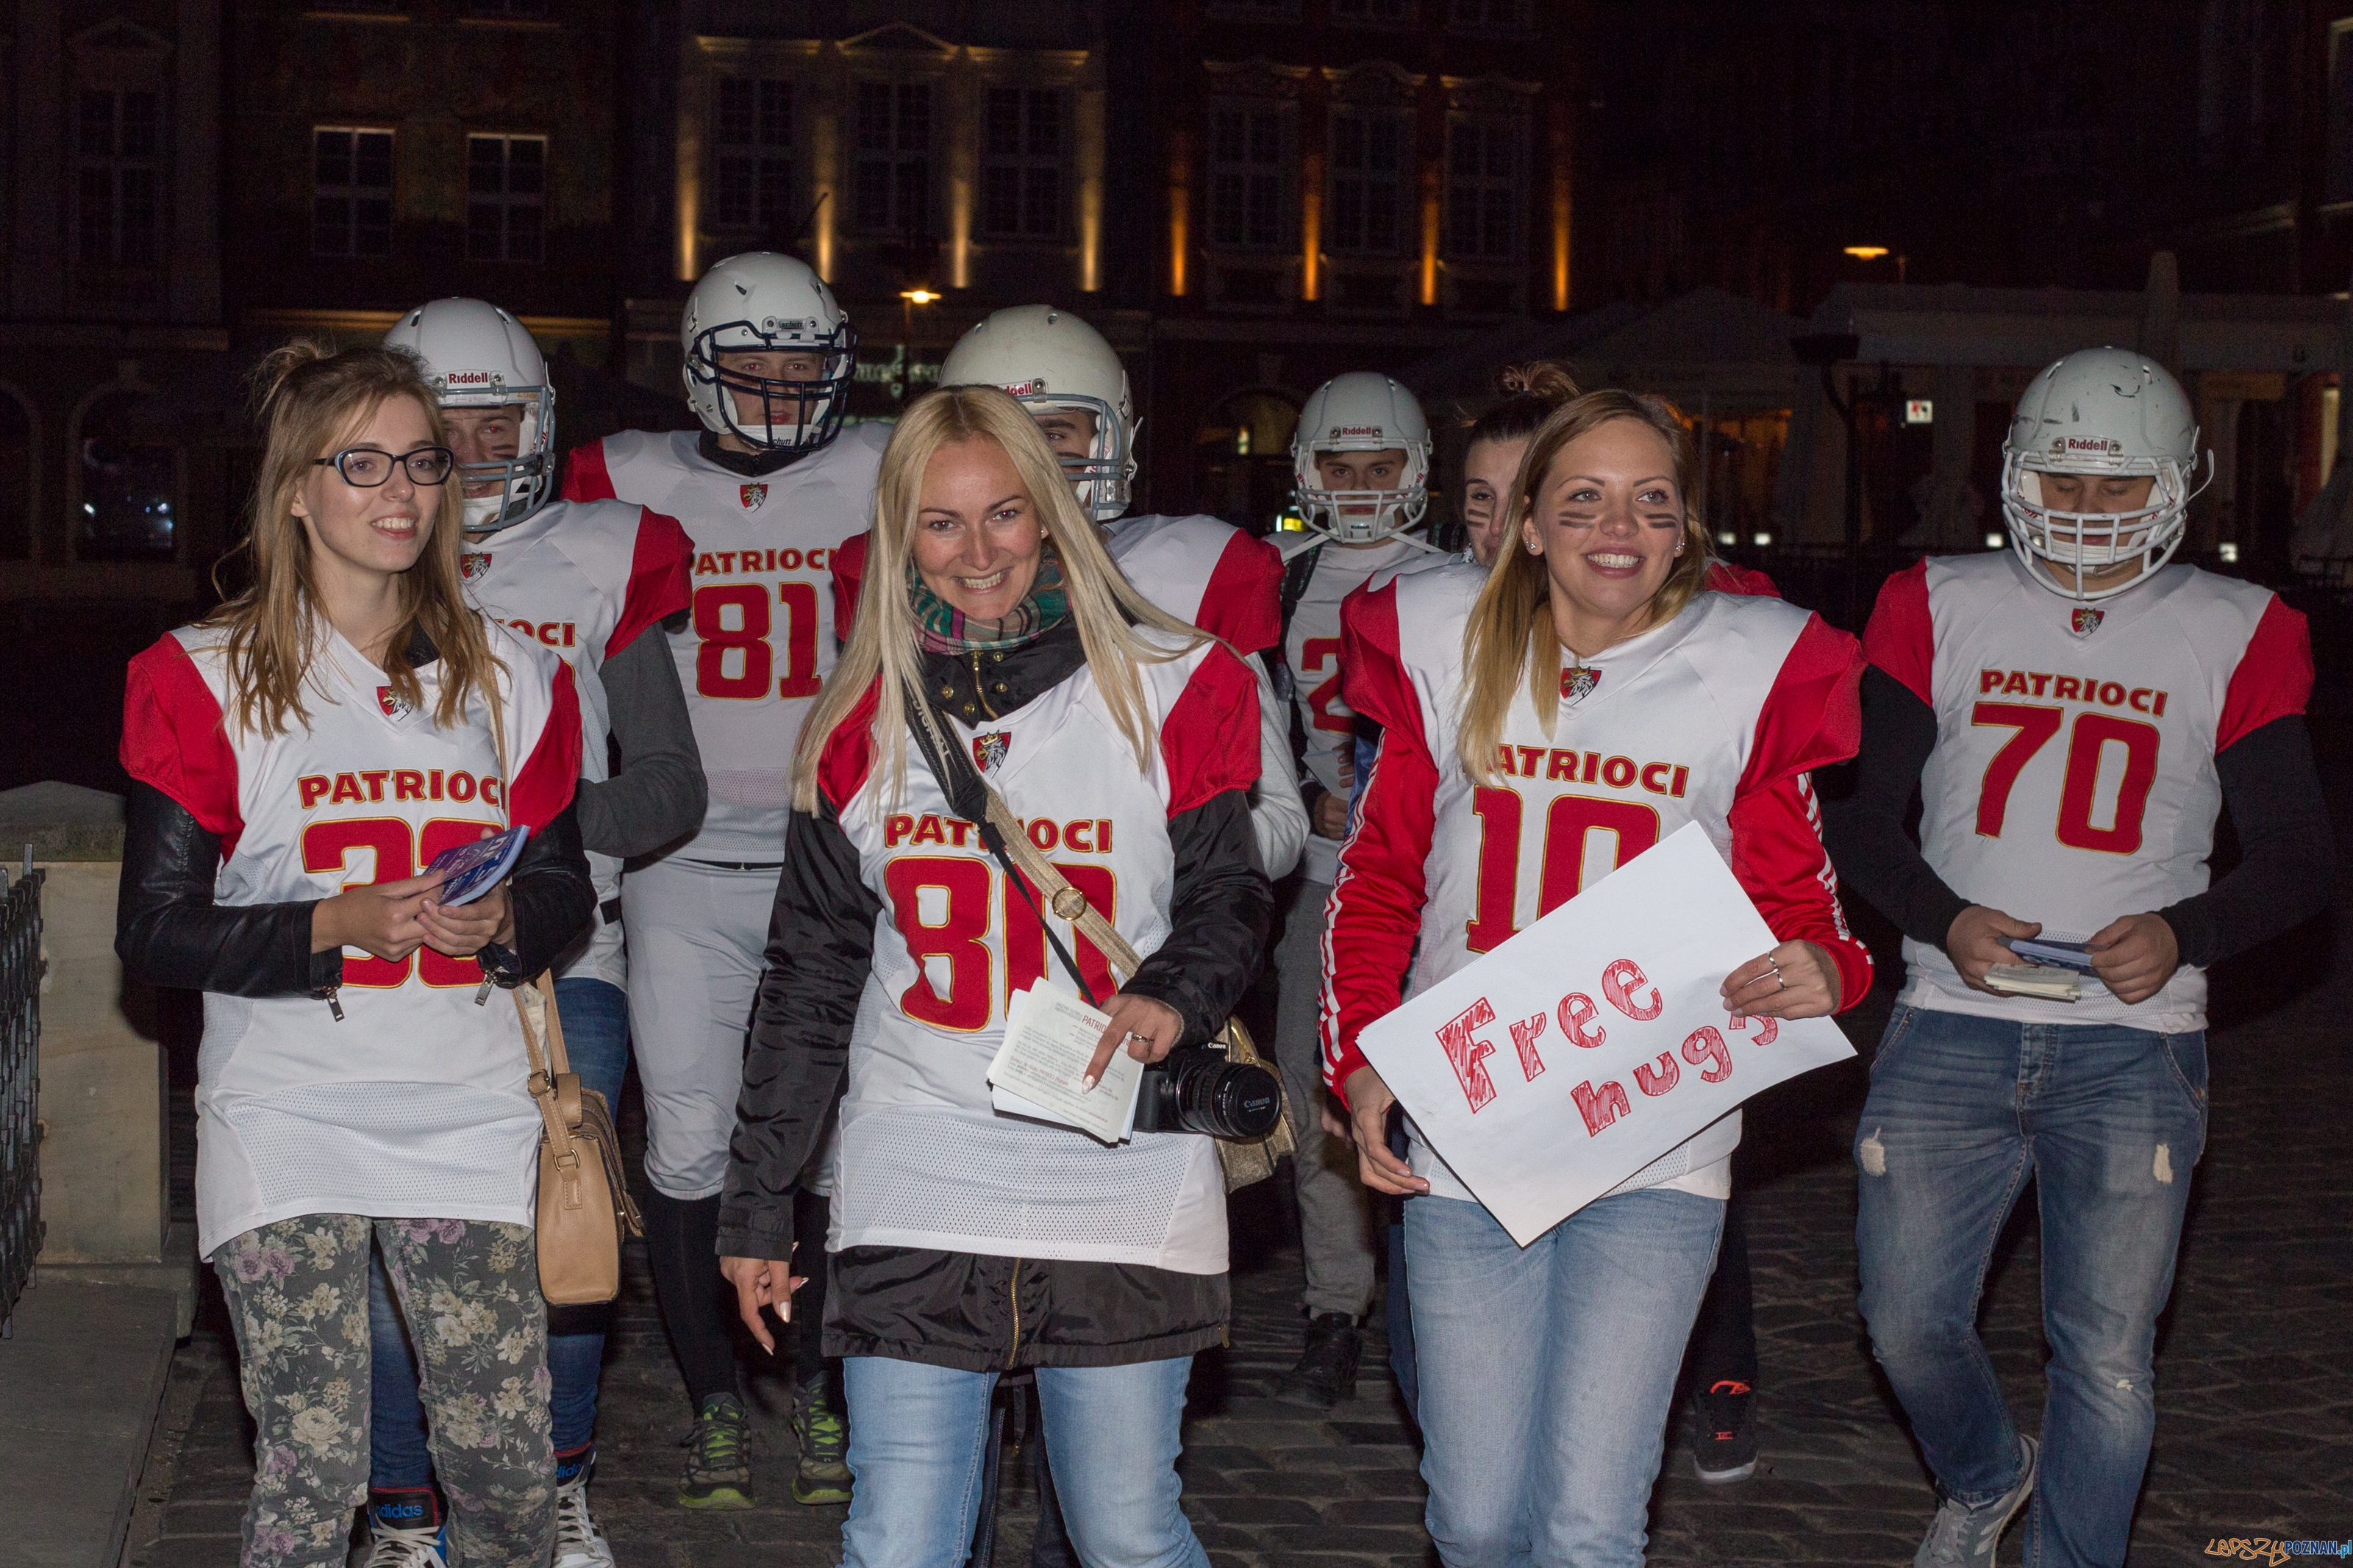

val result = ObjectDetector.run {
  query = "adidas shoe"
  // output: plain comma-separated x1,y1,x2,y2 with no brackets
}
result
360,1486,448,1568
1915,1434,2039,1567
552,1444,615,1567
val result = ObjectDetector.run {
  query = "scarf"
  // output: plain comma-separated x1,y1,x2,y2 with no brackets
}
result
907,551,1071,654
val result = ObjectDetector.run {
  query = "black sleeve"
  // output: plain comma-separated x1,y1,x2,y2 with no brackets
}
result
1824,665,1971,949
716,799,879,1261
2155,715,2335,967
115,781,340,998
573,629,707,859
1121,787,1274,1045
495,803,597,981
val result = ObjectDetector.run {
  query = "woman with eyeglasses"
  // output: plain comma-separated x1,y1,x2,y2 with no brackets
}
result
115,342,596,1567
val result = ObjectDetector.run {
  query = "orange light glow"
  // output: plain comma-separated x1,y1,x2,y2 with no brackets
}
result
1168,133,1191,298
1418,161,1442,307
1549,105,1573,312
901,289,938,305
1843,245,1890,260
1301,152,1323,302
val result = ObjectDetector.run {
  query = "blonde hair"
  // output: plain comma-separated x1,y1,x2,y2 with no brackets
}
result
789,385,1206,812
1457,390,1713,782
204,341,501,745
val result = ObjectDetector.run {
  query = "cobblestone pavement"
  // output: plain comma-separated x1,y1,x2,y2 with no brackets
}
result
125,732,2353,1567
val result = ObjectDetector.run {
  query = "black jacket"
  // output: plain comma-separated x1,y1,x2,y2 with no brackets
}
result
716,620,1272,1370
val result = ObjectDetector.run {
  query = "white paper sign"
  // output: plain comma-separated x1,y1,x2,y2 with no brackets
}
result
988,982,1145,1145
1357,823,1854,1245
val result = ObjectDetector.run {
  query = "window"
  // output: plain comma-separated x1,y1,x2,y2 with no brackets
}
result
1332,0,1413,22
713,77,792,231
314,128,393,257
854,81,931,235
1327,110,1406,254
1446,116,1521,258
76,88,163,268
467,134,546,262
1449,0,1530,29
982,88,1063,239
77,390,176,562
1208,104,1290,250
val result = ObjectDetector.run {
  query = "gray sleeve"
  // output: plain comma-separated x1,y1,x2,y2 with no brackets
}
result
573,629,707,859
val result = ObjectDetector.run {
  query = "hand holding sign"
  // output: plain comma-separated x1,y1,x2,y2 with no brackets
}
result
1355,823,1854,1245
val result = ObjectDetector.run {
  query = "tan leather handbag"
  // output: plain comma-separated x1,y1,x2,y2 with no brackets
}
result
905,688,1296,1191
517,975,643,1304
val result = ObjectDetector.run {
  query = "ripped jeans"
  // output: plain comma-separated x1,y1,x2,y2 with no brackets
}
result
1854,1005,2207,1568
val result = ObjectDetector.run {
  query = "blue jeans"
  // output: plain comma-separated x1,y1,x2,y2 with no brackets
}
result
1854,1005,2207,1568
371,976,631,1484
840,1354,1210,1568
1406,1186,1724,1567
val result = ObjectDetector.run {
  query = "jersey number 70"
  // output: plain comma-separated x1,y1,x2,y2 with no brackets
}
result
1971,701,2159,854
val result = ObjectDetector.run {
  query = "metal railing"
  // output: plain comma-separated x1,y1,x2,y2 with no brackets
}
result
0,859,43,1337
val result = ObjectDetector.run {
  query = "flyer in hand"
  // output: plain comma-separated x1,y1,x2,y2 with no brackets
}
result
424,824,529,906
1354,823,1856,1245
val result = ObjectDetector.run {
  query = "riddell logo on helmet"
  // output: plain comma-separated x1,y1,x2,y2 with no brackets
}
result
1001,378,1046,395
1330,425,1385,438
2054,437,2121,455
443,370,496,387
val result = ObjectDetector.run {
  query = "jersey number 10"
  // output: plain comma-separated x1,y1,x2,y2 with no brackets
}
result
1972,701,2159,853
694,582,821,701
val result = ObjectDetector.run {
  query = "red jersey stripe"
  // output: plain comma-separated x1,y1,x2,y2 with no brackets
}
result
608,508,696,659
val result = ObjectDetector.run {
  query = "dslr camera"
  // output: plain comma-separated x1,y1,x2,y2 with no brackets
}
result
1130,1048,1282,1140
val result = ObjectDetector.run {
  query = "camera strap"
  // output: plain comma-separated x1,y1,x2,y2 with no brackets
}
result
900,681,1130,1009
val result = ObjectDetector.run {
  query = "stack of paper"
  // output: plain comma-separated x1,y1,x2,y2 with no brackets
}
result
987,983,1146,1145
1983,964,2083,1002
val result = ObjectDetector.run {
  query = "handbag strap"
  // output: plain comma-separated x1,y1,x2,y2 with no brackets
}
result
515,975,578,1161
902,684,1145,995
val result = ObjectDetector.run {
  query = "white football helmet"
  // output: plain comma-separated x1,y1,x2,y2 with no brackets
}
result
940,305,1137,523
680,251,857,454
384,298,553,532
1292,371,1432,545
2002,347,2211,601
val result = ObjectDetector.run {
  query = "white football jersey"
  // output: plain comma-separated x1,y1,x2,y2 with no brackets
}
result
461,498,693,986
1277,532,1450,882
1101,513,1285,657
564,423,890,860
1325,564,1870,1203
807,634,1260,1274
1866,551,2312,1032
121,617,581,1255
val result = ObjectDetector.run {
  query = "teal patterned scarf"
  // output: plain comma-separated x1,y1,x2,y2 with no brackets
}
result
907,551,1071,654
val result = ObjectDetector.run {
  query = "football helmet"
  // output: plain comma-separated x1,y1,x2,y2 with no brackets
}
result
940,305,1137,523
681,252,857,454
384,298,554,532
1292,371,1432,545
2001,347,2210,601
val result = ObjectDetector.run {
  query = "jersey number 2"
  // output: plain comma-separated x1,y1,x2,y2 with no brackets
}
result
301,817,504,988
1300,637,1352,734
695,581,821,701
1971,701,2159,853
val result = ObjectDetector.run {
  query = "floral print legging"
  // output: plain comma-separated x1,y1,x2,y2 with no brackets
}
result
212,1215,553,1568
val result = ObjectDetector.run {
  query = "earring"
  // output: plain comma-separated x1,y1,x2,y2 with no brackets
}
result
1673,542,1685,556
1524,538,1541,555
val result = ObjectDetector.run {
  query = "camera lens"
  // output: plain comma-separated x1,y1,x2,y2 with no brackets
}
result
1163,1051,1282,1140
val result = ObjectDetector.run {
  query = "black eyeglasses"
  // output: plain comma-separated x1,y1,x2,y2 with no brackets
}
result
313,446,457,487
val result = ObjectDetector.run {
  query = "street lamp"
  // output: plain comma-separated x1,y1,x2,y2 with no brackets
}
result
1843,245,1907,284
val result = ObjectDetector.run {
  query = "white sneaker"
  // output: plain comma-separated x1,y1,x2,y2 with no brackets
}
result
553,1468,616,1568
360,1519,449,1568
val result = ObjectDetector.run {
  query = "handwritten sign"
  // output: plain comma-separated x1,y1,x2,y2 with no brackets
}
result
1357,823,1854,1245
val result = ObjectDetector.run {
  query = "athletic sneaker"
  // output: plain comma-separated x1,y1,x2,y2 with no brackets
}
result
791,1371,853,1506
678,1392,754,1509
553,1445,615,1567
1691,1378,1758,1483
360,1486,448,1568
1914,1435,2039,1567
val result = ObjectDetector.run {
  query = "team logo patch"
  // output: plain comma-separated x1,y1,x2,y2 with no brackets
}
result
376,685,417,721
972,732,1011,773
2069,606,2105,638
740,483,768,511
1561,665,1601,703
460,551,491,581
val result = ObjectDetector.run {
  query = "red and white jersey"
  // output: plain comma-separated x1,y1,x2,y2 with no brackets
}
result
1276,532,1452,883
564,423,890,861
1101,513,1284,657
121,617,582,1255
461,498,693,986
1324,564,1868,1201
1865,552,2312,1031
810,635,1260,1274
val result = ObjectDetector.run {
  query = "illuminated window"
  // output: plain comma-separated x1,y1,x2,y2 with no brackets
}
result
713,78,792,232
313,127,393,258
1445,115,1522,259
982,88,1063,240
854,81,931,235
1208,104,1291,251
467,135,546,262
1328,110,1407,254
77,89,163,268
